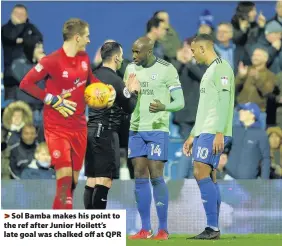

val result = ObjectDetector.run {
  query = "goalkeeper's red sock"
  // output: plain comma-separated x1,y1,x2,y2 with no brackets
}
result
52,176,73,209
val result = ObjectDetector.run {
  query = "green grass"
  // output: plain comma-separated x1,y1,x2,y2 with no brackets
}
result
126,234,282,246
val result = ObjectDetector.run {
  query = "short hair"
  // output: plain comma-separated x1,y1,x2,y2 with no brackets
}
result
193,34,214,44
100,42,122,62
217,22,233,30
153,10,166,17
146,17,163,33
22,123,36,132
62,18,89,41
13,4,27,12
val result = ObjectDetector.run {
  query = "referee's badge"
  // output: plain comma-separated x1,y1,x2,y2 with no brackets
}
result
123,87,131,98
221,76,228,86
151,73,158,80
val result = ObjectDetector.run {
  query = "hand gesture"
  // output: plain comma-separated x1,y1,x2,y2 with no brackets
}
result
238,62,248,78
239,18,249,32
213,133,224,155
106,84,116,108
272,39,282,51
126,73,140,93
183,136,194,157
257,12,266,28
149,99,165,113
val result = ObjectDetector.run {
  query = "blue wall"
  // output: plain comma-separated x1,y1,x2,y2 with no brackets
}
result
1,1,276,61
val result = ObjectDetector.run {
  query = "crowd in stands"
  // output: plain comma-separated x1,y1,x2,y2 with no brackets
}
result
2,1,282,180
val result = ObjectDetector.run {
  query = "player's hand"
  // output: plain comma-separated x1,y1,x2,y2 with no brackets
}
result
183,135,194,157
257,11,266,28
149,99,165,113
106,84,116,108
213,132,224,155
126,73,140,93
45,92,77,118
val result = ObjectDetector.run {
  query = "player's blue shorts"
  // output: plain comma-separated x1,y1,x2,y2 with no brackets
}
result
192,133,232,169
128,131,169,161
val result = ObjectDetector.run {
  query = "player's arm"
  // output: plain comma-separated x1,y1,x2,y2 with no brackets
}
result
19,57,50,101
214,66,233,134
151,65,184,113
115,76,138,114
20,57,77,117
165,65,185,112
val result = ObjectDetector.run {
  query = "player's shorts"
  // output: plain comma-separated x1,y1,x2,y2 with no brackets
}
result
85,128,120,179
44,127,87,171
128,131,169,161
192,133,232,169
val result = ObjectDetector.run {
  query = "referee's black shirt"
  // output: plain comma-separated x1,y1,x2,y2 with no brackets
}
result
87,66,137,131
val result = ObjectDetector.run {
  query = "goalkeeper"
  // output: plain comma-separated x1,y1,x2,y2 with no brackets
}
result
19,18,115,209
183,34,235,240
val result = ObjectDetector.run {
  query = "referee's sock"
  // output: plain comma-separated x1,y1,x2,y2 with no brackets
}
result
84,186,94,209
92,185,110,209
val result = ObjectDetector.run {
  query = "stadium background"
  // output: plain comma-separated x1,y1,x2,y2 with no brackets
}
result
1,0,282,236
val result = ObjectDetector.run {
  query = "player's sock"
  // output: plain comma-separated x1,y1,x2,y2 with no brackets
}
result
83,185,94,209
197,177,218,230
92,184,109,209
52,176,73,209
214,182,221,226
151,177,169,232
135,178,152,231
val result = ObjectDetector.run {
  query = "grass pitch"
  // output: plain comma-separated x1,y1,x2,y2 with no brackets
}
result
126,234,282,246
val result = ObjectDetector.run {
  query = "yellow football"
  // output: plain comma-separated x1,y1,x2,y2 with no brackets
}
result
84,82,110,109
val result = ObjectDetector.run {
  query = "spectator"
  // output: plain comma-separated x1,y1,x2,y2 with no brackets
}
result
169,38,206,138
214,22,250,74
275,71,282,127
9,124,38,179
153,11,182,60
255,20,282,74
1,127,10,179
11,38,45,127
236,48,276,115
197,10,214,37
2,100,33,147
225,103,271,179
231,1,266,46
266,126,282,179
1,4,43,100
268,0,282,25
21,142,55,179
146,16,167,59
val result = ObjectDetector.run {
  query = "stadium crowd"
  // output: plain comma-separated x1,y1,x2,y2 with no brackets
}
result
1,1,282,181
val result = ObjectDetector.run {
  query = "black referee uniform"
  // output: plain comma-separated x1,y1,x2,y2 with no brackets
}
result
85,66,138,179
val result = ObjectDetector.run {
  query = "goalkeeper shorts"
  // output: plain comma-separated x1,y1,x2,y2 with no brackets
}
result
45,127,87,171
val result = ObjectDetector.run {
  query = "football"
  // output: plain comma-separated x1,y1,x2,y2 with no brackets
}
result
84,82,111,109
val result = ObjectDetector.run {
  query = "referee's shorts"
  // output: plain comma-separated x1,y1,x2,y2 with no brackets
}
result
85,126,120,179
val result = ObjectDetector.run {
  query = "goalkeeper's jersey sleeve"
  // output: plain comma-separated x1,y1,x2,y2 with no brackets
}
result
124,58,181,132
193,57,235,137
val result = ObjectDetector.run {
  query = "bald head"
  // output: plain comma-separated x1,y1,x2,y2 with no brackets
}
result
134,36,155,51
132,36,155,66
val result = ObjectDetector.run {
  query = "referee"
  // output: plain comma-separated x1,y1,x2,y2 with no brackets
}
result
84,42,140,209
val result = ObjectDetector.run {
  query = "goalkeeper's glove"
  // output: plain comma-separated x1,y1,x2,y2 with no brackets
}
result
44,92,77,118
106,84,116,108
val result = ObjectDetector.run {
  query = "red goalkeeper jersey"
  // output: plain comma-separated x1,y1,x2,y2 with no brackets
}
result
20,47,99,129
